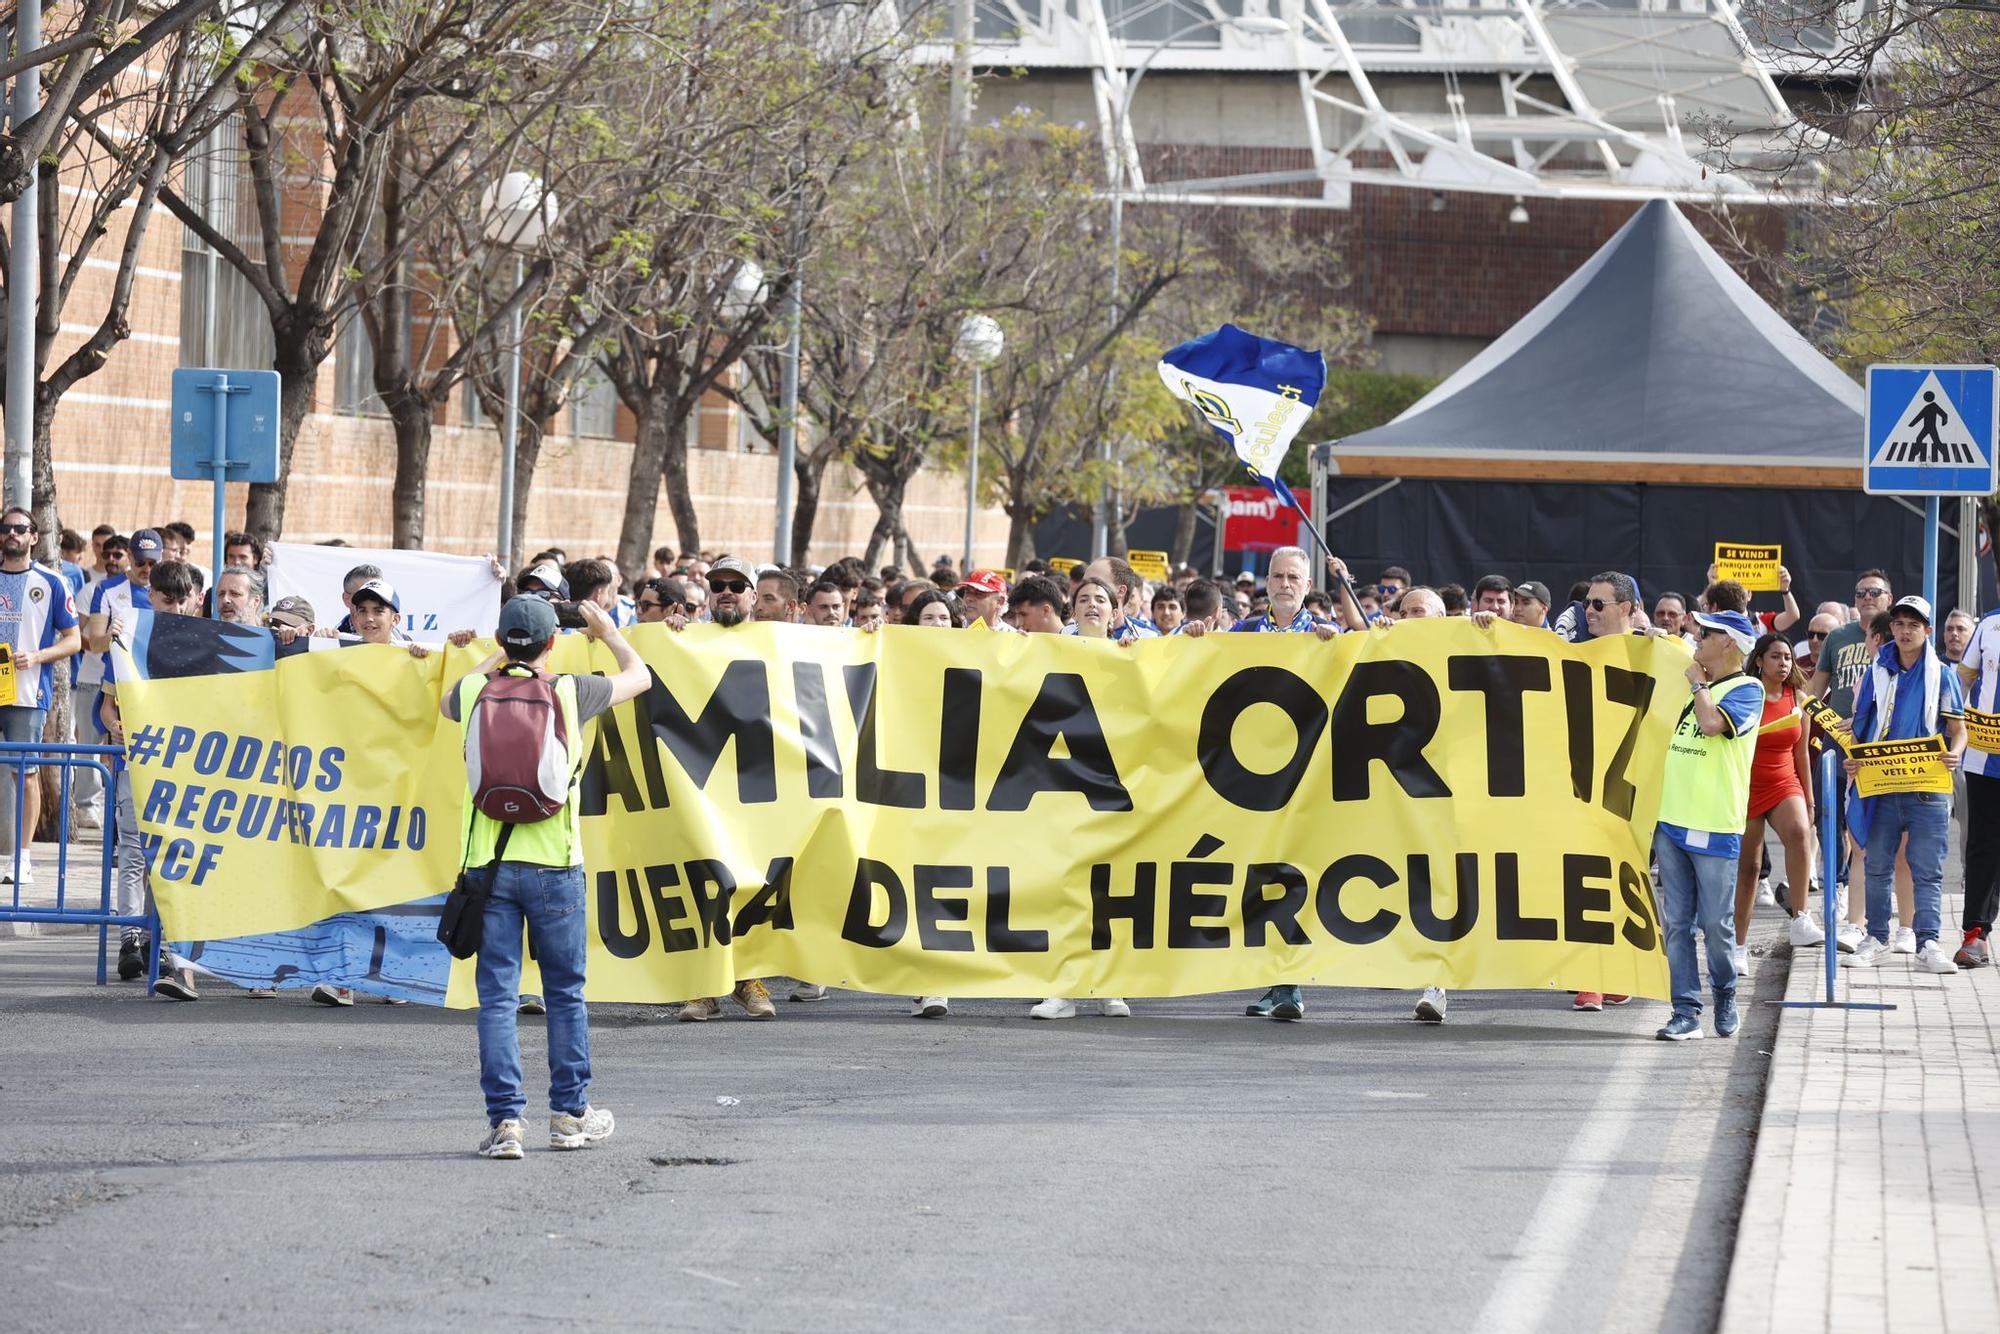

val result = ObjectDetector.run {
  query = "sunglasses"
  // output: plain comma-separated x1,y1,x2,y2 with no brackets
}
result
1808,631,1828,641
636,599,663,612
1856,586,1890,598
0,523,30,535
1587,598,1626,611
709,579,749,594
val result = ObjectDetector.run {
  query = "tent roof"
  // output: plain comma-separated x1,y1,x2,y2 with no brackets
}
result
1327,200,1862,485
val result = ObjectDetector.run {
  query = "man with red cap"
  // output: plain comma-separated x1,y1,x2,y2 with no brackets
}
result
956,570,1018,632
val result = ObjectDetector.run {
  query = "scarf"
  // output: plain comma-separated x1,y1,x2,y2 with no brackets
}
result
1846,639,1945,845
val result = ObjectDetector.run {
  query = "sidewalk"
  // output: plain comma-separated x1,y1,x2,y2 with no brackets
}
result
1722,887,2000,1333
0,826,115,936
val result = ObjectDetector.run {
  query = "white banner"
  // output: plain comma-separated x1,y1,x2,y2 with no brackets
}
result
266,542,503,637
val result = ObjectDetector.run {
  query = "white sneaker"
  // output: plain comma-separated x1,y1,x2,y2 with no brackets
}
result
1,853,32,885
309,983,354,1006
477,1119,525,1160
1915,940,1960,975
1892,926,1918,955
1732,944,1749,974
1029,997,1076,1020
912,996,949,1019
1755,877,1775,906
789,982,830,1002
1843,937,1888,968
1415,986,1448,1023
1100,997,1131,1018
549,1105,614,1150
1835,922,1866,954
1788,913,1826,947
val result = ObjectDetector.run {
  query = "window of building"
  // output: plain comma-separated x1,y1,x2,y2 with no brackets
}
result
178,115,278,371
570,365,619,439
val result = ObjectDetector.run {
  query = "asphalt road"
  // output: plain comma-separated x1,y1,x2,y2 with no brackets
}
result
1,926,1786,1333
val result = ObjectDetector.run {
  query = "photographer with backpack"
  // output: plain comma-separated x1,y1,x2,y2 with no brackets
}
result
439,596,650,1160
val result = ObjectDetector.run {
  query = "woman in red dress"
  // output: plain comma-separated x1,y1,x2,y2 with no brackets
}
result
1733,633,1823,964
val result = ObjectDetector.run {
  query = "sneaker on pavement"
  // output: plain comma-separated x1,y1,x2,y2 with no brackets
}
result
1835,921,1864,954
1030,997,1076,1020
1269,985,1305,1021
1244,988,1281,1018
518,994,546,1015
382,995,409,1005
1573,992,1605,1011
1955,927,1989,969
245,987,276,999
1788,913,1827,947
1714,994,1740,1037
731,979,777,1019
117,937,144,982
1656,1013,1704,1041
1100,998,1131,1018
1915,940,1960,975
912,996,949,1019
477,1119,526,1160
1755,877,1775,906
1892,926,1918,955
549,1105,614,1150
1843,937,1888,968
1604,994,1632,1005
153,975,198,1001
310,984,354,1006
789,982,830,1002
1773,881,1792,914
1415,987,1448,1023
678,996,722,1022
1732,944,1749,975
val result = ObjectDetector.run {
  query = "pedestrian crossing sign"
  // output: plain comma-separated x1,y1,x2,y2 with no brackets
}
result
1864,364,1998,497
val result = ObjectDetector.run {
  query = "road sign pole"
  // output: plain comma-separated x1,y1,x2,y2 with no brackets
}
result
1923,494,1940,623
211,375,230,617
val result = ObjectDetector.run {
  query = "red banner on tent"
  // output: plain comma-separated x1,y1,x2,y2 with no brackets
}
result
1223,486,1309,553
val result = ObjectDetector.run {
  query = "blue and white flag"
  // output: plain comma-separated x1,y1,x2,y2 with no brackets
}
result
1158,324,1326,506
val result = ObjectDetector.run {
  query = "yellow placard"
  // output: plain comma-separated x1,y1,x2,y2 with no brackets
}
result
1849,735,1953,796
1047,558,1081,576
0,643,15,709
1714,542,1782,592
121,622,1687,1004
1963,706,2000,754
1127,549,1171,582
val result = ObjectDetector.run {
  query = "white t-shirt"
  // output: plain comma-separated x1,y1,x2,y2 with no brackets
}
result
1959,611,2000,778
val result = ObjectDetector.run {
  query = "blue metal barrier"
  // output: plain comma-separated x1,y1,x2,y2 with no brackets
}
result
1778,748,1896,1012
0,741,157,986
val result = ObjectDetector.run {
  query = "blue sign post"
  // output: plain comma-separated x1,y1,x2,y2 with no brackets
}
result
1864,364,1999,615
169,369,280,615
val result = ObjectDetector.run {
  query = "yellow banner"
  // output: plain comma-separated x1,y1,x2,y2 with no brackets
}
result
0,643,15,709
121,622,1688,1004
1127,549,1170,581
1047,558,1080,576
1713,542,1782,592
1964,706,2000,754
1850,734,1953,796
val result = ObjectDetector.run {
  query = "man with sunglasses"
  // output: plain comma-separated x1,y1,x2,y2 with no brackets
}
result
0,507,80,889
77,532,156,835
633,578,689,627
703,556,755,628
1808,571,1892,720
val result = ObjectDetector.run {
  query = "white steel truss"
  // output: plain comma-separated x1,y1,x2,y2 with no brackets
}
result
915,0,1822,207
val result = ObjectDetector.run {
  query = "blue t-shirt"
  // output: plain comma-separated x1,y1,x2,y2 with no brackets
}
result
1230,607,1331,634
1850,647,1964,744
0,564,79,709
1657,675,1765,859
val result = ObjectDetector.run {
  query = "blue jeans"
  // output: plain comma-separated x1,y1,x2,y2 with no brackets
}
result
1865,791,1950,947
1654,830,1738,1019
475,862,591,1126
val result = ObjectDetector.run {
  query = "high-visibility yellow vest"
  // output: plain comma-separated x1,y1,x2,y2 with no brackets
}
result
1656,673,1764,836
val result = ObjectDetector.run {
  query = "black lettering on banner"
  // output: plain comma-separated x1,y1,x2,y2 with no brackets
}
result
1315,854,1401,944
913,864,976,952
685,859,736,947
1494,851,1557,940
1407,853,1480,942
1329,662,1450,800
792,663,845,799
649,863,699,952
1563,660,1594,803
1619,861,1660,951
983,868,1049,953
1197,666,1326,811
1446,655,1551,797
1167,853,1232,949
731,857,796,937
1600,667,1654,820
638,662,777,805
937,669,982,811
1562,854,1617,945
598,868,649,959
1090,862,1156,950
581,711,644,816
1241,862,1310,947
843,664,925,809
843,858,907,948
986,672,1133,812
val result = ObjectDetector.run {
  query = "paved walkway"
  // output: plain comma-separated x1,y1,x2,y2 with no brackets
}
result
1722,888,2000,1334
0,828,115,935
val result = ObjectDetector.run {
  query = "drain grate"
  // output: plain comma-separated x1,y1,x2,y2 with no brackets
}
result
649,1155,740,1168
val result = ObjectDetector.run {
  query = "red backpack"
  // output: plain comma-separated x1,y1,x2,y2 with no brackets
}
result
463,666,574,822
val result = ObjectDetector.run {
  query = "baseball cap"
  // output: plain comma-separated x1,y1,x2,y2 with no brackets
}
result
519,560,567,595
1890,594,1934,626
1513,580,1551,605
267,595,315,629
708,555,754,583
131,529,164,563
956,570,1007,596
1234,571,1257,586
351,578,400,612
497,595,559,648
1692,609,1758,652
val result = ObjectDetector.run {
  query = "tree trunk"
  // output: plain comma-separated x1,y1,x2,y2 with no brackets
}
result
1003,502,1038,570
898,521,923,577
507,419,546,572
790,453,828,568
31,400,68,837
658,411,700,557
1169,503,1199,569
617,384,676,576
246,325,326,541
387,390,431,549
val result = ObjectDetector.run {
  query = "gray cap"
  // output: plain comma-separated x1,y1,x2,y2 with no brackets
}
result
267,594,315,629
498,595,559,648
708,555,754,583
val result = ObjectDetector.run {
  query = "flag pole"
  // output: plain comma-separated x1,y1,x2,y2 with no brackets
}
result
1278,485,1363,610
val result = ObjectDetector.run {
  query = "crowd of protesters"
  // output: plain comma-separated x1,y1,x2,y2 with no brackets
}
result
5,512,1990,1049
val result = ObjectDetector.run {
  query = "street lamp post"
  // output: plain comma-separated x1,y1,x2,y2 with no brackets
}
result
955,314,1006,570
1094,13,1290,559
480,171,559,568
